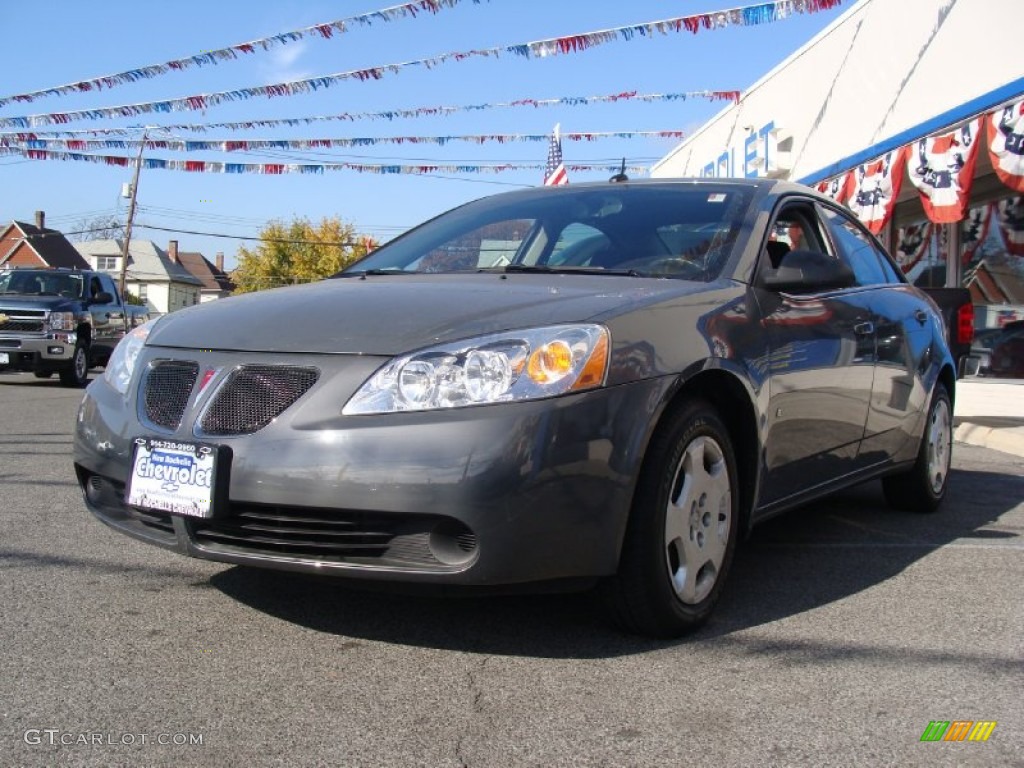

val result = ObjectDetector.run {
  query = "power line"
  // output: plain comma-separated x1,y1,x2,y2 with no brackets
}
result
134,223,382,247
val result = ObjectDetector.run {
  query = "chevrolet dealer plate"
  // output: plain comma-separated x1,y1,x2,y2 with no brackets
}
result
126,438,220,518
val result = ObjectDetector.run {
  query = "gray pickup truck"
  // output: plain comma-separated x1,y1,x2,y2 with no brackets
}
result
0,268,149,387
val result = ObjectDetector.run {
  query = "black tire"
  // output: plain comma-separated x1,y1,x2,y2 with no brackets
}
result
32,370,53,379
59,342,90,388
882,382,952,514
601,399,739,638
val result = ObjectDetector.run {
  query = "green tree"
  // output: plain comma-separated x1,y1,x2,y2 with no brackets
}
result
232,216,378,294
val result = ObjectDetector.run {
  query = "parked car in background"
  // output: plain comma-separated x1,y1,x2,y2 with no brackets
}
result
74,179,958,637
0,268,149,386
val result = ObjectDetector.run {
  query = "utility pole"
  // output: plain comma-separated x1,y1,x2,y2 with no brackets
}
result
117,129,147,332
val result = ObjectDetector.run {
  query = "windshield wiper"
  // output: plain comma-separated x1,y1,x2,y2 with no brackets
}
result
333,268,414,278
500,264,640,277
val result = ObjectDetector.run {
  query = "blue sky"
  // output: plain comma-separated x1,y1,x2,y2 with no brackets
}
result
0,0,848,268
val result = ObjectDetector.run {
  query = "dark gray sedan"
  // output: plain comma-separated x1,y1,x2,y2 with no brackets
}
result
74,179,956,637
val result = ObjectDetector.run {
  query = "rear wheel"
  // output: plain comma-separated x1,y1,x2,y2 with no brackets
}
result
59,342,90,388
882,382,952,513
602,400,739,638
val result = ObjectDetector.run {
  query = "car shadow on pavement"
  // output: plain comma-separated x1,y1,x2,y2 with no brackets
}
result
210,469,1022,659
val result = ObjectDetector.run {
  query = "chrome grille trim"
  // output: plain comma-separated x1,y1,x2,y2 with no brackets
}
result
196,364,319,436
141,360,199,432
0,309,46,334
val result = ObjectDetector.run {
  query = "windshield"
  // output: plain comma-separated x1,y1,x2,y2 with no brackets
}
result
0,270,84,298
341,184,754,281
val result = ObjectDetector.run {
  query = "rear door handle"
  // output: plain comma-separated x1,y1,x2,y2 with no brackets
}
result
854,321,875,336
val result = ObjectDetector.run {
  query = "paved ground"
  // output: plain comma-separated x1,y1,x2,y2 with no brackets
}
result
1,371,1022,767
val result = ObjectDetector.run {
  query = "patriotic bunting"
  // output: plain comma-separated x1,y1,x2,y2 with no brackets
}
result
0,146,649,177
0,91,738,136
894,221,937,273
0,0,484,108
0,0,838,127
846,147,907,235
815,172,853,204
906,119,981,224
0,130,683,153
987,98,1024,193
997,196,1024,256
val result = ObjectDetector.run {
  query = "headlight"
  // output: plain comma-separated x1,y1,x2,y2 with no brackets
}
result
343,324,610,414
47,311,76,331
103,320,155,395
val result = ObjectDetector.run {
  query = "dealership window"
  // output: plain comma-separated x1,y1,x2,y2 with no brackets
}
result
894,219,948,288
960,194,1024,378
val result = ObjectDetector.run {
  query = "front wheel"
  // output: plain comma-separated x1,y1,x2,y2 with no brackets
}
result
601,399,739,638
59,342,90,388
882,382,952,513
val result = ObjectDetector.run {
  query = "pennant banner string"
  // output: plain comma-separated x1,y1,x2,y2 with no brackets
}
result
0,130,685,152
0,146,651,176
0,0,842,128
0,91,738,138
0,0,484,109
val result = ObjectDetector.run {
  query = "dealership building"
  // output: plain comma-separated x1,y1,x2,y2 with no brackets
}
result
652,0,1024,344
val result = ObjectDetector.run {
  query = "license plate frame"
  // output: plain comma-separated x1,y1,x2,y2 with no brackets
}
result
125,438,231,519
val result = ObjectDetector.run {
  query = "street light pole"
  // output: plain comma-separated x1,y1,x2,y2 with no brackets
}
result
117,128,147,332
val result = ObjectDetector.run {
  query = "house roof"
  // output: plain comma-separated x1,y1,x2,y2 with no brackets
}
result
176,250,235,293
75,239,203,285
1,221,90,269
966,260,1024,306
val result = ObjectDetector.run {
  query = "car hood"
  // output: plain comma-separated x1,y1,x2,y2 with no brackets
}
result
0,295,73,312
147,273,709,355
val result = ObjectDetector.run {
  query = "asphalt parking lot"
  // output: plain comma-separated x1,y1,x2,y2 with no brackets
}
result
1,371,1022,767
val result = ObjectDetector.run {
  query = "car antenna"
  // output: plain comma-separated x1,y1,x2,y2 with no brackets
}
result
609,158,628,183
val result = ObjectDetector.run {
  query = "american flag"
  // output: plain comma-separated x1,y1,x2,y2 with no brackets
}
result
543,124,568,186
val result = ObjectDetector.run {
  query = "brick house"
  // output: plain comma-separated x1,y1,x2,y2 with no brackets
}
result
0,211,90,269
176,249,235,302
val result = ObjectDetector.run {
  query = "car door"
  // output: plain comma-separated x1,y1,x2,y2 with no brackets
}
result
753,198,877,505
819,205,933,464
88,274,124,354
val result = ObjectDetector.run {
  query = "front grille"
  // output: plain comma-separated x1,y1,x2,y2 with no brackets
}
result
190,504,473,569
0,313,45,333
199,365,318,436
142,360,199,431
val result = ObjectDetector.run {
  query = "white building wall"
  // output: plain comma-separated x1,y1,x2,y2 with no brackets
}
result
652,0,1024,183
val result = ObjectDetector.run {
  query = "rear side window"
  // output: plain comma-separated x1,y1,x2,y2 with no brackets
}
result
821,207,890,286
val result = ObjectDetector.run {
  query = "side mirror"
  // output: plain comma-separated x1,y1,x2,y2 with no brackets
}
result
93,291,114,304
762,249,855,293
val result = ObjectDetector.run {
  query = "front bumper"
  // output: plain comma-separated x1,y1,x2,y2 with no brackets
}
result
73,349,669,586
0,333,77,371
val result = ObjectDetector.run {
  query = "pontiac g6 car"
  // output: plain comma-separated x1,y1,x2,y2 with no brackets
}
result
74,179,957,637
